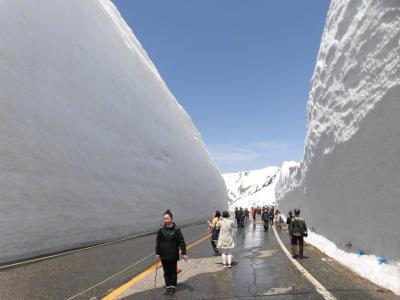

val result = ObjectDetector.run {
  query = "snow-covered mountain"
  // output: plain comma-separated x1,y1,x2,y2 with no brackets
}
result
275,0,400,294
223,167,280,209
0,0,227,263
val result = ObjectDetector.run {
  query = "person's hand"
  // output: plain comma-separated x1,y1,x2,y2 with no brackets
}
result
183,255,189,262
156,255,160,259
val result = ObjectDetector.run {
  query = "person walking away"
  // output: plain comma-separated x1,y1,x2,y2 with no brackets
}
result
244,208,249,220
286,210,294,227
207,211,221,255
261,208,269,232
156,209,189,295
274,210,282,230
289,208,308,259
239,207,245,227
251,207,256,221
217,211,235,267
235,207,240,227
266,207,273,226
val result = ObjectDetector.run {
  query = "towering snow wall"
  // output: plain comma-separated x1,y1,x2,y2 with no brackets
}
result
0,0,227,263
276,0,400,262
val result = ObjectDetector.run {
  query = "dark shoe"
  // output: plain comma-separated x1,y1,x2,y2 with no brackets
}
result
292,254,298,259
168,287,176,295
164,288,170,295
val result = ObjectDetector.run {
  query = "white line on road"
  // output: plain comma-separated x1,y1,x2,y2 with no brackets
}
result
272,226,337,300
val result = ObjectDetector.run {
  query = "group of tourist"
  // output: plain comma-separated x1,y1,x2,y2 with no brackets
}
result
154,206,307,295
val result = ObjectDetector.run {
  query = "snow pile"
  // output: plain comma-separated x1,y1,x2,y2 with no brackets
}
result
223,167,280,209
0,0,227,263
276,0,400,294
306,232,400,295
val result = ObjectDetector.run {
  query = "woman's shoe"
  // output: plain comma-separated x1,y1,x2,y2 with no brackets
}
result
227,264,232,268
168,287,176,295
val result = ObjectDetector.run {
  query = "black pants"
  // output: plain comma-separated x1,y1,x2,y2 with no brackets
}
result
263,220,269,231
161,259,178,287
252,215,256,221
211,240,219,253
291,236,304,258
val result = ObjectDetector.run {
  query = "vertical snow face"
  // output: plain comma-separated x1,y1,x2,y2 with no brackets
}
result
0,0,227,262
277,0,400,262
223,167,280,209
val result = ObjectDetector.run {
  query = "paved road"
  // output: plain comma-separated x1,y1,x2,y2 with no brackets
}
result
0,217,397,299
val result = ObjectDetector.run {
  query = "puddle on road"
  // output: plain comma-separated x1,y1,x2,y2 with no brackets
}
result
257,250,278,258
260,286,293,296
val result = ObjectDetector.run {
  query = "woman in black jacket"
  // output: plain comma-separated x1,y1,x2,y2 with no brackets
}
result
156,209,188,295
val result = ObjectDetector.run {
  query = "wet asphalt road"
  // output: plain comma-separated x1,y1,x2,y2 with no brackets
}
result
0,217,398,299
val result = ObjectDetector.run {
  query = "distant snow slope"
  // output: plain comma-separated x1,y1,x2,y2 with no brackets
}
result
276,0,400,294
0,0,227,263
223,167,280,209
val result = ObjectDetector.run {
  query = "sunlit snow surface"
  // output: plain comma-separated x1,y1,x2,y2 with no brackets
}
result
223,166,280,209
276,0,400,294
0,0,227,262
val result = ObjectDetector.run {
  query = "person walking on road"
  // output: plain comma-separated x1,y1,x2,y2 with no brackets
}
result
274,210,282,230
251,207,257,221
217,211,235,268
261,207,269,232
235,207,240,227
156,209,189,295
268,207,274,226
289,208,308,259
286,210,294,227
208,210,221,255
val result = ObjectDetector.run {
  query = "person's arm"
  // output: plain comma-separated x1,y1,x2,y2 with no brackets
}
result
155,229,161,256
177,228,188,261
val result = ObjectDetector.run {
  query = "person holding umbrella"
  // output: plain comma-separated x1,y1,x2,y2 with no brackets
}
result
156,209,188,295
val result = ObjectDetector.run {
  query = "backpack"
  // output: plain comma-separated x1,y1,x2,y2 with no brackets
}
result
292,218,307,237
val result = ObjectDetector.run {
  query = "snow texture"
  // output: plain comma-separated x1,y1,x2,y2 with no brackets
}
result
223,167,280,209
0,0,227,263
276,0,400,294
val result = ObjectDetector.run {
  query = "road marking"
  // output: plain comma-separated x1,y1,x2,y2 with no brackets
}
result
102,233,211,300
272,226,337,300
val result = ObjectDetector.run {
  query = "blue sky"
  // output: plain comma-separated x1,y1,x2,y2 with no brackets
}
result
112,0,331,173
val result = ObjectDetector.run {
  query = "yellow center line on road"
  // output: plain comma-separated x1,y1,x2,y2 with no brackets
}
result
102,234,210,300
102,233,211,300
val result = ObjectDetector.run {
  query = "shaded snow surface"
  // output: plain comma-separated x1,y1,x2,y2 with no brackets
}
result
0,0,227,263
276,0,400,294
223,167,280,209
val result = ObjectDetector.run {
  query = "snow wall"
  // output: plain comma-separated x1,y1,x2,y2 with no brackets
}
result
276,0,400,263
0,0,227,263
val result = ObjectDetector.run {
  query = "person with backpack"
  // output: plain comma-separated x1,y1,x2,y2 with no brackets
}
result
289,208,308,259
156,209,189,295
261,207,269,232
207,210,221,255
217,211,235,268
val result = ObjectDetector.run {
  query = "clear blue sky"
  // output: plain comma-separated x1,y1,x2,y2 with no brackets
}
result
112,0,331,173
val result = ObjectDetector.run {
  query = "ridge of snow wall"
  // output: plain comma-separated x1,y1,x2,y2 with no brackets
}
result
0,0,227,263
276,0,400,263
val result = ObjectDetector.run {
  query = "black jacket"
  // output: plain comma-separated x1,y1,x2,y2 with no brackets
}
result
156,223,187,260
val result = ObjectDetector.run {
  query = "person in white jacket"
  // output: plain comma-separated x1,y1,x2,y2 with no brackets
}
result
217,211,235,268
